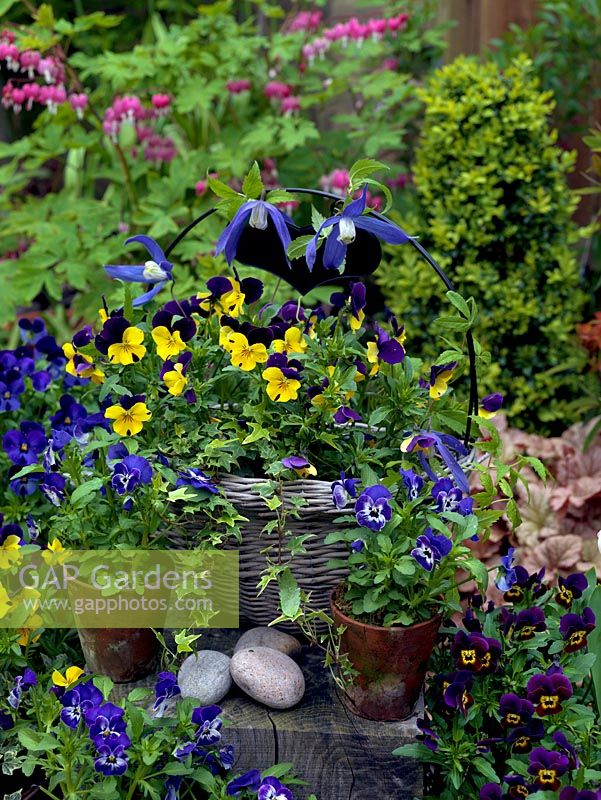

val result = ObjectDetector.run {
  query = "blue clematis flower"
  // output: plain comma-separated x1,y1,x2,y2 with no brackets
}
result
216,200,292,266
306,186,412,272
176,468,218,494
401,430,470,494
105,235,173,307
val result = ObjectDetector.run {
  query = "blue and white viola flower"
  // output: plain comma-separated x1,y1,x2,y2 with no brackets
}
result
306,186,412,272
431,477,473,516
216,200,292,266
354,484,392,531
411,527,452,572
399,468,423,501
153,671,180,717
105,235,173,307
331,471,361,509
258,777,294,800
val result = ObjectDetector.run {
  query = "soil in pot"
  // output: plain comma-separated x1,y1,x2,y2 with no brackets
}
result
331,585,441,721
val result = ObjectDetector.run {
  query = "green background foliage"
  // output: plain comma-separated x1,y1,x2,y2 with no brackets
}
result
378,55,593,433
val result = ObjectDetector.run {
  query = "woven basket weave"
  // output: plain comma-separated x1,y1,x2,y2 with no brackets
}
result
169,474,347,630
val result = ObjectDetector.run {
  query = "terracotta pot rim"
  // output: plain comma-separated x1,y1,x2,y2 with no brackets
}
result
330,583,442,633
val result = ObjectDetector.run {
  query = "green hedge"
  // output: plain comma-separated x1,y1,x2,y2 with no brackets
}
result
378,55,592,433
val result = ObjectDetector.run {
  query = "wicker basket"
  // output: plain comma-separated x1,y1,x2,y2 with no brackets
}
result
169,474,347,630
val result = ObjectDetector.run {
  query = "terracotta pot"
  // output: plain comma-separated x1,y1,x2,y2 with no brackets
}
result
330,586,441,721
77,628,159,683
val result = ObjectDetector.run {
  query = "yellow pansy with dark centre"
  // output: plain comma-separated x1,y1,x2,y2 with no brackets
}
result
273,327,308,355
262,367,301,402
163,364,188,397
108,326,146,366
152,326,186,361
216,279,245,318
52,666,85,688
366,341,380,375
63,343,105,384
429,364,456,400
228,333,268,372
105,401,152,437
349,309,365,333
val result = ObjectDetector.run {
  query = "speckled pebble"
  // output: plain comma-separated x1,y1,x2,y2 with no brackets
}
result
230,646,305,709
177,650,232,705
234,627,302,659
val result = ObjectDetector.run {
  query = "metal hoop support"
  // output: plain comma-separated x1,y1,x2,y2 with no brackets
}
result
164,189,479,446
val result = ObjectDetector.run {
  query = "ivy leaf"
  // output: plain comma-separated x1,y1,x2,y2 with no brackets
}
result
278,568,301,617
174,629,202,653
242,161,264,200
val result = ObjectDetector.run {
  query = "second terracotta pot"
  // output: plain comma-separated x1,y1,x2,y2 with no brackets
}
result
331,586,441,721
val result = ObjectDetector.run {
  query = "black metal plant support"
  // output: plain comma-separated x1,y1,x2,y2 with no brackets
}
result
163,188,479,447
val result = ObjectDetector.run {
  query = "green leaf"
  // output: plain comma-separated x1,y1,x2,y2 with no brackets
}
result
286,235,313,261
70,477,104,506
242,161,264,200
311,205,327,232
208,175,240,200
278,568,301,617
446,290,470,318
94,675,114,700
473,757,501,783
349,158,388,189
266,190,296,204
0,0,19,14
17,730,59,752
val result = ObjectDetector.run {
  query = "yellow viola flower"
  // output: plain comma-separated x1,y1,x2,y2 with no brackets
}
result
349,309,365,332
0,535,22,570
107,326,146,366
152,326,186,360
478,393,504,419
428,363,457,400
273,327,308,355
262,367,301,402
47,538,64,553
62,343,105,384
228,333,268,371
0,584,13,619
98,307,109,324
164,364,188,397
219,325,236,353
366,341,380,376
52,666,85,688
105,399,152,436
216,280,245,318
18,627,41,646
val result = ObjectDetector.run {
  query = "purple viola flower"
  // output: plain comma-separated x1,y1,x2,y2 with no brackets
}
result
480,392,504,418
60,682,103,728
43,429,72,471
330,281,367,328
527,665,573,716
50,395,88,435
105,235,173,307
401,429,470,494
176,468,218,494
431,477,462,513
164,777,182,800
153,671,180,716
94,744,129,776
258,777,293,800
31,370,52,392
216,200,291,266
192,705,223,744
26,515,40,542
40,472,66,506
513,607,546,640
7,668,37,709
111,455,153,496
354,484,393,531
18,318,46,343
499,693,534,728
0,521,24,545
451,630,501,674
0,373,25,411
0,711,14,730
86,702,127,746
331,471,361,509
3,421,47,465
306,186,411,272
350,539,365,553
411,527,452,572
400,468,423,501
528,746,569,791
333,406,362,424
556,573,588,608
107,442,129,463
153,300,197,343
559,607,596,653
372,323,405,364
553,730,579,770
8,467,41,497
560,788,601,800
440,670,473,714
416,718,439,752
226,770,262,796
507,718,545,753
219,744,235,770
479,785,502,800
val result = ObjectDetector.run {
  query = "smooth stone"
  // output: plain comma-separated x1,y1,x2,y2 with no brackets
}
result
177,650,232,705
234,627,302,660
230,646,305,709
